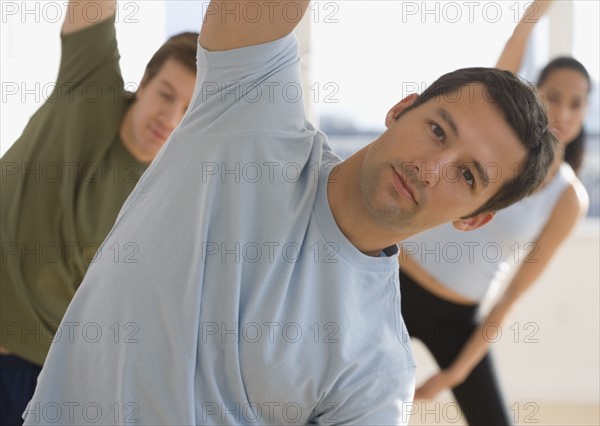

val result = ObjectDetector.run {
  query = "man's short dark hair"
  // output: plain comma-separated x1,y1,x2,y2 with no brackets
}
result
405,67,559,218
141,32,199,85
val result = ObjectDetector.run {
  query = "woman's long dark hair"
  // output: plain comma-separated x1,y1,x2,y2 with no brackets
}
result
537,57,591,175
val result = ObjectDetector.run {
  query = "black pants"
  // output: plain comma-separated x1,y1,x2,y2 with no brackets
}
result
0,354,42,426
400,268,513,425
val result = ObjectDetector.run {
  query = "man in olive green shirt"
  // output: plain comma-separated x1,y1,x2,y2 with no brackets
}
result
0,1,197,423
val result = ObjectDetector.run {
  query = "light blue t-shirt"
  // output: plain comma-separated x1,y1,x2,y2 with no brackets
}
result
400,163,574,302
24,34,415,425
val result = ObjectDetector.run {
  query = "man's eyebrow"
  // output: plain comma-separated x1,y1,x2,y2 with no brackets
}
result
158,80,176,93
435,107,459,137
471,160,490,189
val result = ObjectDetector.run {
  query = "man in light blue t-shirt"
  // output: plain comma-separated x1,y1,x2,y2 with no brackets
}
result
24,1,558,425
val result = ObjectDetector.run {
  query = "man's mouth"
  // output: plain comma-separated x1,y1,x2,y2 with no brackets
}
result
149,125,168,142
391,166,418,205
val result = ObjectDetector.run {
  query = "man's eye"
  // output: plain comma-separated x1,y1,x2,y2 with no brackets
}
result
462,168,475,188
431,123,445,140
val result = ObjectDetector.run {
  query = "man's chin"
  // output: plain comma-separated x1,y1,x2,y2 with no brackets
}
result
133,145,159,163
145,138,166,158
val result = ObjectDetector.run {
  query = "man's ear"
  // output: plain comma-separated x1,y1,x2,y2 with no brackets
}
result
452,212,495,231
385,93,419,128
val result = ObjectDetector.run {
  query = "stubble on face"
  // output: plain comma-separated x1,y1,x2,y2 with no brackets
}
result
359,142,422,233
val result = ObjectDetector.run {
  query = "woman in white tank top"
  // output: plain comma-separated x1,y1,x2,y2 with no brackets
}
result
399,1,590,424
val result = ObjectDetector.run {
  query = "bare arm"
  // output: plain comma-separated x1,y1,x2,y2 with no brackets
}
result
62,0,116,35
414,180,588,400
496,0,555,72
199,0,310,51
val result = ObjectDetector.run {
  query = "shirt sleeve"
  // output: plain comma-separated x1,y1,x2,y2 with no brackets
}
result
56,15,123,91
178,33,309,138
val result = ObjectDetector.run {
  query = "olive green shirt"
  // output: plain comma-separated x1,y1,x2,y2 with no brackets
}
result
1,17,147,366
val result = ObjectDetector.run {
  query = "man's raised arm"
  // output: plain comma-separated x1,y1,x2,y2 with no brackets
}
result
62,0,116,35
200,0,310,51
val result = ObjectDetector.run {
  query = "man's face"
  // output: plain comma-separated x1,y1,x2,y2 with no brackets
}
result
360,84,526,235
126,58,196,163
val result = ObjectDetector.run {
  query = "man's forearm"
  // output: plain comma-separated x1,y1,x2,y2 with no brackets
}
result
200,0,310,51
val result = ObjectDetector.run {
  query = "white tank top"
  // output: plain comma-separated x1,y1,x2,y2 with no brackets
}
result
401,163,574,302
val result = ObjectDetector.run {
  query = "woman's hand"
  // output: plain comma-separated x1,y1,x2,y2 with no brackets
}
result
414,371,458,400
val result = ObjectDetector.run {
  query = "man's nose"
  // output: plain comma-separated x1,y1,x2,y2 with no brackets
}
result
402,160,442,188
